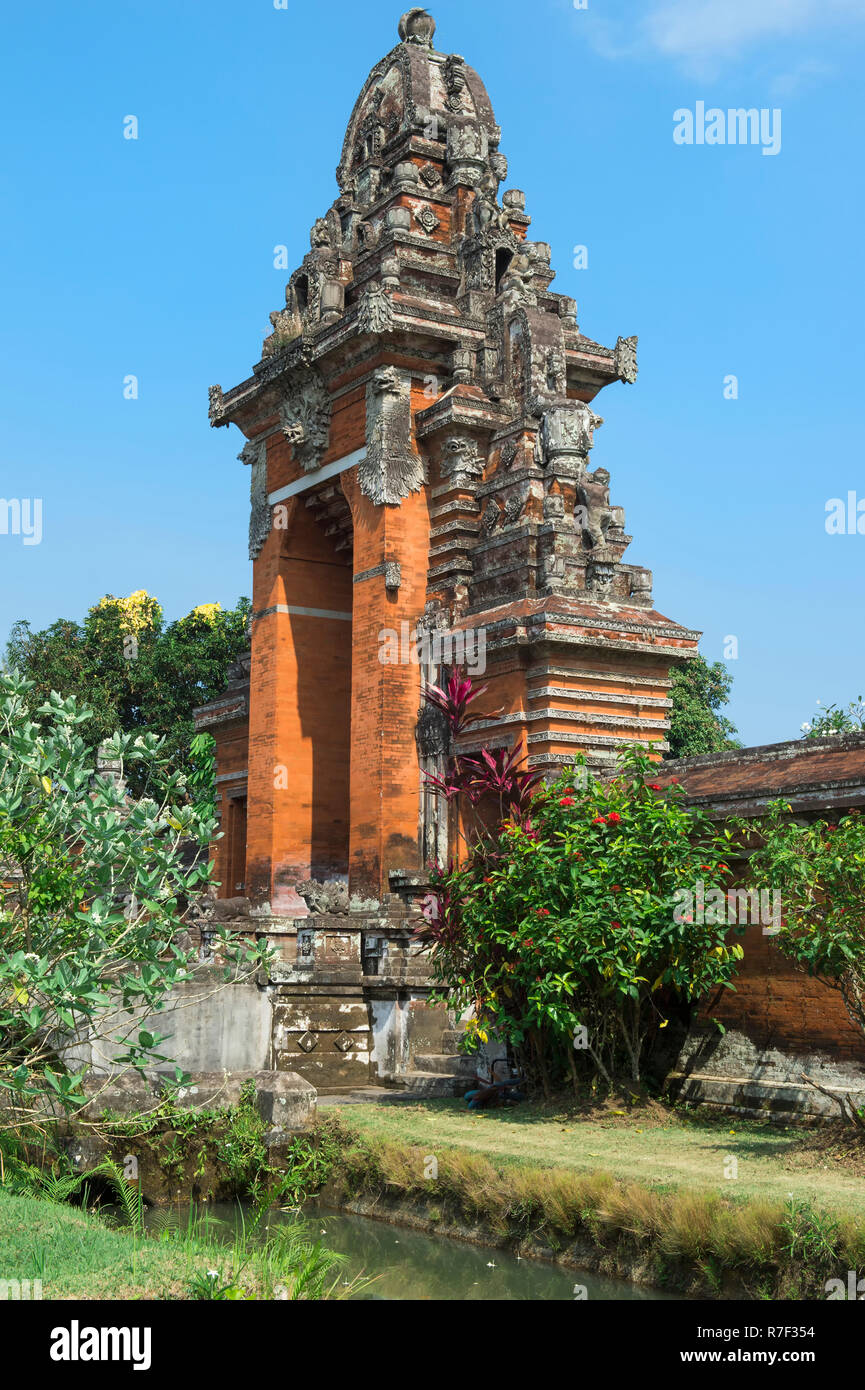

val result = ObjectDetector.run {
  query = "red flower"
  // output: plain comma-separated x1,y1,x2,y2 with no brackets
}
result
535,907,550,917
483,876,493,883
592,816,607,825
559,797,575,807
670,777,680,785
648,782,662,791
607,813,622,824
611,921,622,930
611,885,622,893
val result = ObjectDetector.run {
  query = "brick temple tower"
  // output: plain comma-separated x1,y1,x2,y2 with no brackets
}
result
196,9,699,1089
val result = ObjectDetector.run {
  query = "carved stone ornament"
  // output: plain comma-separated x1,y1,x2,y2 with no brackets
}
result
615,335,638,385
577,468,614,550
419,162,442,189
443,55,467,113
499,438,519,468
398,8,436,46
240,441,271,561
440,434,484,486
416,697,451,760
360,367,425,505
413,203,441,235
540,402,604,467
446,121,489,183
546,348,566,394
586,555,617,598
357,282,396,334
278,368,331,473
502,492,524,526
208,383,226,426
629,569,654,601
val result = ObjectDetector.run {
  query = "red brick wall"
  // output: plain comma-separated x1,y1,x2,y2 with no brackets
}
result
699,919,864,1058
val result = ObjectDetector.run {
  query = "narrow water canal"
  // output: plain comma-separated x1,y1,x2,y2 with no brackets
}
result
146,1202,679,1301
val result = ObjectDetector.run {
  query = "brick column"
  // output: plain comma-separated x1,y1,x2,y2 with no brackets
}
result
341,468,431,902
246,483,352,914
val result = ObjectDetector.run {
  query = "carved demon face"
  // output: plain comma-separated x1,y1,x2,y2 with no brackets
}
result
372,366,403,397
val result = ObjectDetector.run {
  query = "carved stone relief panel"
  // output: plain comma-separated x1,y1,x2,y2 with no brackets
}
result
278,367,332,473
360,366,425,505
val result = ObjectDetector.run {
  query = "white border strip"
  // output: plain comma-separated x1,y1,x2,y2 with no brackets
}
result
267,447,365,506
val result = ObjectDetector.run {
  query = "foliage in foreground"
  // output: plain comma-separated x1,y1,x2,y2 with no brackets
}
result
0,1184,358,1301
0,670,269,1127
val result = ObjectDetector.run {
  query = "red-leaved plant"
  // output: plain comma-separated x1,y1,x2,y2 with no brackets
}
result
420,671,543,850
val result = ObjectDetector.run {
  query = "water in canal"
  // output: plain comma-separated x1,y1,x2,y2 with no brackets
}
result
145,1201,678,1301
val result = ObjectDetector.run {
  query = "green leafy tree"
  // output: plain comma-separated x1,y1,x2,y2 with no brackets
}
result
667,654,741,760
801,698,865,740
419,746,743,1094
5,592,251,786
0,670,269,1130
748,803,865,1107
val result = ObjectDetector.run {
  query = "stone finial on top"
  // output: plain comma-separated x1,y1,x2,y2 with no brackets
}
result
399,8,436,47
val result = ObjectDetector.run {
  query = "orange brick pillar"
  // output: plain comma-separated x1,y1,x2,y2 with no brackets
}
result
246,484,352,914
340,467,431,901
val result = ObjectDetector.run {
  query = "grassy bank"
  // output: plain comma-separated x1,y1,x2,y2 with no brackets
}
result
333,1097,865,1215
313,1103,865,1299
0,1187,355,1300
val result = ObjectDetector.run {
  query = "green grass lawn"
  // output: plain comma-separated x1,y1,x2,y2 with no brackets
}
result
0,1189,353,1301
337,1098,865,1218
0,1189,231,1299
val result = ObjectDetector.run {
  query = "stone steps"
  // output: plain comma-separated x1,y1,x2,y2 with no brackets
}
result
412,1052,478,1076
666,1070,865,1125
386,1068,475,1098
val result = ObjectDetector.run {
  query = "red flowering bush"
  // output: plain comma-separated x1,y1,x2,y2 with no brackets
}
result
418,734,741,1093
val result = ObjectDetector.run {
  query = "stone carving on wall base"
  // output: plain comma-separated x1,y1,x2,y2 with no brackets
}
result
360,367,425,505
297,879,349,915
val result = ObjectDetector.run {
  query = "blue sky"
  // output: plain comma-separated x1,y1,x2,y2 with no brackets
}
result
1,0,863,747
